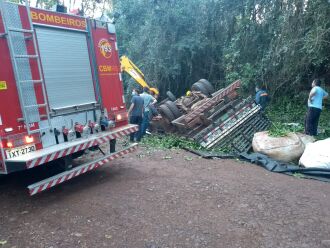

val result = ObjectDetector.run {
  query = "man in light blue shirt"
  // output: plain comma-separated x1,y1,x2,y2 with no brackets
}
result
305,79,328,136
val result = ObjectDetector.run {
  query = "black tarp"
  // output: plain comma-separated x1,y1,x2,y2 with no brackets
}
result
239,152,330,182
184,148,330,183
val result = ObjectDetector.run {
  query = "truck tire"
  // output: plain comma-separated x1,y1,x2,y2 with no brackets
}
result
166,91,176,101
165,101,182,119
198,79,215,94
159,104,175,122
191,82,209,96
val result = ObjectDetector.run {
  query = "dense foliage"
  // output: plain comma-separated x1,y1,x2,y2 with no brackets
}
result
267,97,330,138
113,0,330,98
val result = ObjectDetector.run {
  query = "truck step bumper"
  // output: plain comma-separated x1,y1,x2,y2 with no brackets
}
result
5,124,138,171
28,143,138,196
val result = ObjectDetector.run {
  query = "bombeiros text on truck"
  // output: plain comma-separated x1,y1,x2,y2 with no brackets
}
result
0,0,138,195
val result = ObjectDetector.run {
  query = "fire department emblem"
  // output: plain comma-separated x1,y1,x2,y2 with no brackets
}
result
98,39,112,59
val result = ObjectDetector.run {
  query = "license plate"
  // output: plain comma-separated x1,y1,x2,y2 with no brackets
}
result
5,144,36,159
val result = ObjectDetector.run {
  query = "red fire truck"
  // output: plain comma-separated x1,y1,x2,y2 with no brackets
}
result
0,1,138,195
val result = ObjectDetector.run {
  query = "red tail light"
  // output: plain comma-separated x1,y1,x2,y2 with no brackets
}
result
2,134,40,149
116,114,122,121
115,111,128,122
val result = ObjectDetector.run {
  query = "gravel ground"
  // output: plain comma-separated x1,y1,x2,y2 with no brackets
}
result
0,146,329,248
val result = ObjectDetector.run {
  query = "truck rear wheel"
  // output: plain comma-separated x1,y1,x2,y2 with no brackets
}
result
191,82,209,96
166,91,176,101
198,79,215,94
159,104,175,122
165,101,182,119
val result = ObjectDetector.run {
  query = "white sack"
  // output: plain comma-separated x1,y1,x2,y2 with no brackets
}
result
299,138,330,168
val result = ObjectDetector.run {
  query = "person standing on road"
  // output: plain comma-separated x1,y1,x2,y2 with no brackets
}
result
305,79,328,136
127,89,144,142
140,87,157,137
255,85,270,110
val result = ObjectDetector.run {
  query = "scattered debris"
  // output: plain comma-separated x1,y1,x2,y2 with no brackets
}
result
184,156,193,161
182,147,236,159
293,173,305,179
162,156,172,160
105,234,112,239
0,240,7,246
72,233,83,237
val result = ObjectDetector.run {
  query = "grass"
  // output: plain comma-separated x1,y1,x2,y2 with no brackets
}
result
267,97,330,139
141,134,203,150
267,122,305,137
141,134,230,153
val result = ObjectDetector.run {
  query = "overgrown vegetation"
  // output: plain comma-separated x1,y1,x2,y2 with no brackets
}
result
141,134,234,153
267,123,291,137
141,134,202,150
114,0,330,98
267,97,330,139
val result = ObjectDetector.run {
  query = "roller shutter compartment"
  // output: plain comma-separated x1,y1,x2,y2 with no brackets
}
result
36,27,96,112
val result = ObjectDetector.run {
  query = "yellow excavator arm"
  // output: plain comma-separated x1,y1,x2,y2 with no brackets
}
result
120,55,159,95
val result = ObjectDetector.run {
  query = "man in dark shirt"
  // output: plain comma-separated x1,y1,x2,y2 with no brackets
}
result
255,85,270,110
128,89,144,142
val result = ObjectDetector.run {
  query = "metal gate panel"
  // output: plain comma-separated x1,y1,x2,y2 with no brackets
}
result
35,27,96,112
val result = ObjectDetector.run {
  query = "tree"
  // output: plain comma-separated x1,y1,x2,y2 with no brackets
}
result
113,0,330,98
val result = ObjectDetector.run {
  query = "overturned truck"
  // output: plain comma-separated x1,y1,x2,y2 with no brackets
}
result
151,80,270,153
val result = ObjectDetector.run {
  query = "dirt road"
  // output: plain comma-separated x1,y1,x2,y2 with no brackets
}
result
0,146,329,248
